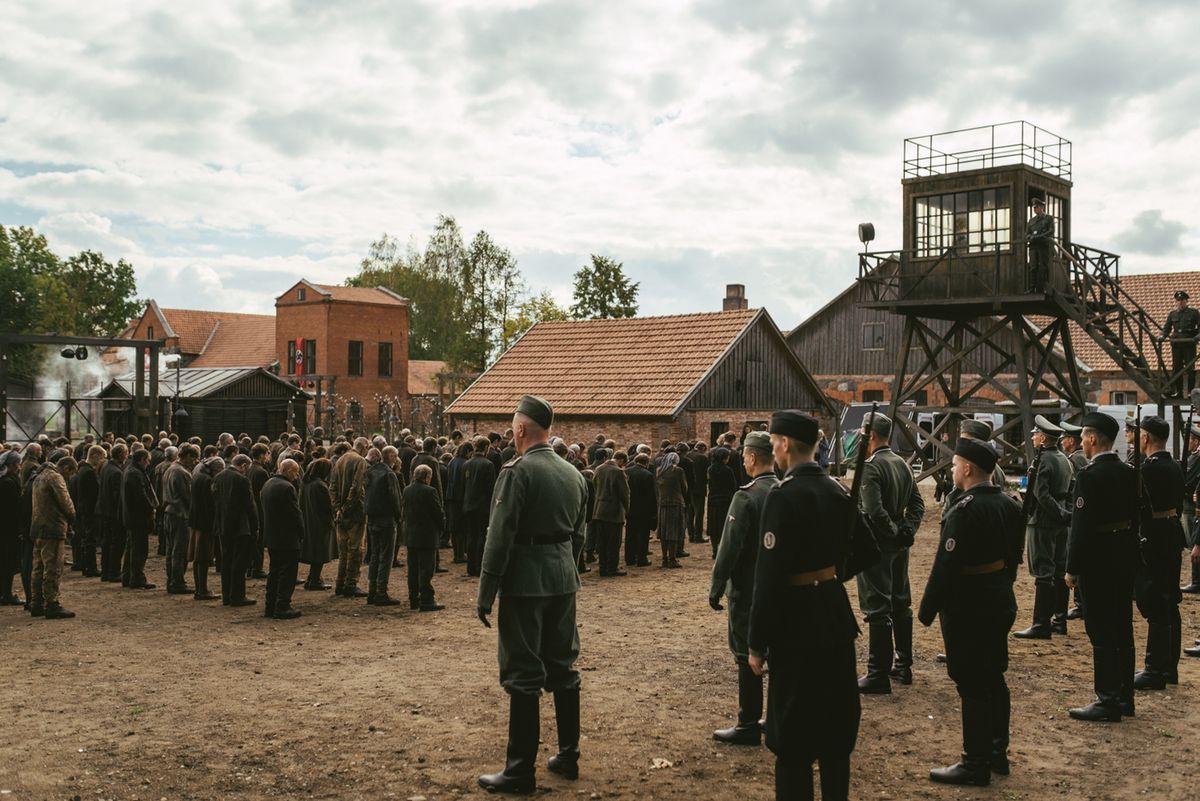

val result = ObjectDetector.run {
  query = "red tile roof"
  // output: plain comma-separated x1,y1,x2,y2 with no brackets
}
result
187,315,278,368
447,309,760,418
409,360,448,396
314,284,406,306
1070,270,1200,373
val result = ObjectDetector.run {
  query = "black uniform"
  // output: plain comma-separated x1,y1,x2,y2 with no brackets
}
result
1135,451,1186,686
748,463,863,801
1162,306,1200,396
1183,445,1200,591
918,484,1023,776
1067,452,1139,719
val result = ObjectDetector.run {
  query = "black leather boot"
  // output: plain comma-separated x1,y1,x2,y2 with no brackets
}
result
479,693,539,794
1050,579,1069,635
1167,606,1181,684
990,680,1011,775
547,688,580,779
1120,646,1136,717
714,663,763,745
1069,646,1123,722
1134,622,1168,690
1014,584,1052,639
930,696,991,786
890,616,914,685
858,621,893,694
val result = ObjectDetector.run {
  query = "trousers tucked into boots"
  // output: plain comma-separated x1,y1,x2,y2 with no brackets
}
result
478,692,540,794
859,621,893,694
714,662,763,744
548,688,581,779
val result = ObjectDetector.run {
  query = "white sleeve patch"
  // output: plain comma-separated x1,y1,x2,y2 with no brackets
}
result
763,531,776,550
945,537,956,552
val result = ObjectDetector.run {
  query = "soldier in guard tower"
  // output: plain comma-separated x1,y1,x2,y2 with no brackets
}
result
1159,290,1200,397
1025,198,1055,293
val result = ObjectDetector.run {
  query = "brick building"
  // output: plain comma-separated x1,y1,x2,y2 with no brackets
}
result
275,280,409,432
125,300,277,369
446,307,836,448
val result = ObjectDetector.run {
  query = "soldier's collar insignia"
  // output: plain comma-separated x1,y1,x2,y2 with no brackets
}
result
763,531,777,550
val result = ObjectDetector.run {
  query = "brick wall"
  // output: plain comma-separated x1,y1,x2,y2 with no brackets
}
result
277,287,410,434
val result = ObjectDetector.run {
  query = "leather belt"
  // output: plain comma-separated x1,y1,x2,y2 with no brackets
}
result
1151,509,1179,520
514,532,572,545
789,566,837,586
1095,520,1133,533
961,559,1006,576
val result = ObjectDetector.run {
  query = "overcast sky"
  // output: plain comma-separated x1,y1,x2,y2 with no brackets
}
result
3,0,1199,331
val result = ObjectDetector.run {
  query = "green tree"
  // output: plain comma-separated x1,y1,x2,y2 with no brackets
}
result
504,290,569,345
569,254,639,319
0,226,141,379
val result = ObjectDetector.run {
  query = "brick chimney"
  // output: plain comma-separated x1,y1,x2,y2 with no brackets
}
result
723,284,747,311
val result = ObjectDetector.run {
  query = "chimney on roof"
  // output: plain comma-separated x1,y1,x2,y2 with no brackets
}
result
723,284,747,311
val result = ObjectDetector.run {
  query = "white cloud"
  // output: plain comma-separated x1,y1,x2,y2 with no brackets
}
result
1,0,1198,330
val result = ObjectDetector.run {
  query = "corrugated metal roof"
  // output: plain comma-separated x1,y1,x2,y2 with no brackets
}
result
97,367,308,399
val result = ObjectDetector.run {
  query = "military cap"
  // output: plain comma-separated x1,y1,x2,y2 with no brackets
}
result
960,419,992,440
955,437,998,473
1080,411,1119,441
1031,197,1046,208
769,410,819,444
1125,418,1139,433
863,412,893,438
1176,290,1190,301
1059,420,1083,435
516,395,553,430
743,430,772,452
1033,414,1063,437
1141,415,1169,440
1188,424,1200,439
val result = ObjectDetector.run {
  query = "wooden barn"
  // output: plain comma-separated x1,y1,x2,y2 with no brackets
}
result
95,367,310,442
446,307,837,448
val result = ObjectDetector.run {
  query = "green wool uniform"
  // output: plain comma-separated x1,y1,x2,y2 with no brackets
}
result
710,472,779,661
478,442,589,696
857,447,925,624
1026,446,1072,588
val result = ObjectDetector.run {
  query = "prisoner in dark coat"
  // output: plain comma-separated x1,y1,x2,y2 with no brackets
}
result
261,464,304,618
706,448,738,556
623,457,657,567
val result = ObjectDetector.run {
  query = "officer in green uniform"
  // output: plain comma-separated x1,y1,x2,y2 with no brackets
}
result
708,430,779,745
856,413,925,694
1160,290,1200,396
1015,415,1073,640
1025,198,1055,292
477,395,589,794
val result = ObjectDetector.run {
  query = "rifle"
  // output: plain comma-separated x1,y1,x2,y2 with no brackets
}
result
839,403,880,580
1133,408,1144,546
1021,447,1041,520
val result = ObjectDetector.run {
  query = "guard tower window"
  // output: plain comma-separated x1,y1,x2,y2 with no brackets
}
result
1031,193,1066,241
914,187,1012,257
862,322,885,350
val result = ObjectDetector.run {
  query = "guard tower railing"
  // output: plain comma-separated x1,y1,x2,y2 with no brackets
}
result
904,121,1072,180
857,244,1020,304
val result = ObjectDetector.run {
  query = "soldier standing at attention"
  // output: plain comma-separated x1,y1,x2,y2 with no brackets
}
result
1132,416,1185,689
708,430,778,746
857,414,925,694
1025,197,1055,293
1060,419,1089,621
1160,290,1200,397
919,438,1023,786
1014,416,1072,640
477,396,588,794
747,411,861,801
1066,412,1139,722
1182,424,1200,594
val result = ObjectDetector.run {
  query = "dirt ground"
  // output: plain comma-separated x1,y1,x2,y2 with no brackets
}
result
4,481,1200,801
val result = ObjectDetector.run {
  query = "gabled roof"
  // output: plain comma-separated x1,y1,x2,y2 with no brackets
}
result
96,367,308,399
276,279,408,306
154,308,276,368
448,308,771,418
409,360,449,396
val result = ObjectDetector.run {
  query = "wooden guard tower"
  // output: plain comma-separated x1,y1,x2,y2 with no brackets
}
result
857,121,1184,474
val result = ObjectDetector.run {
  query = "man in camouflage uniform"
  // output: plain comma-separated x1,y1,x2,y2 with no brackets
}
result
1160,290,1200,397
857,414,925,694
477,396,588,794
1014,416,1072,640
708,431,778,746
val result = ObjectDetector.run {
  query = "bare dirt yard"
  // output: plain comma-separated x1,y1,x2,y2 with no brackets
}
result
4,481,1199,801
